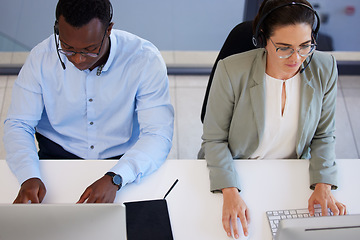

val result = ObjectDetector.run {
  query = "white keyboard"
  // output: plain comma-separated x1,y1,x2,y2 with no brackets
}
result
266,205,333,239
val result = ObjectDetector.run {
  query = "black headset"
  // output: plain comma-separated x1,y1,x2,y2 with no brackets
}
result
53,1,113,70
252,1,320,48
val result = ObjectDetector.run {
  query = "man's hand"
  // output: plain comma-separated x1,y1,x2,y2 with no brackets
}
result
308,183,347,216
13,178,46,204
77,175,118,203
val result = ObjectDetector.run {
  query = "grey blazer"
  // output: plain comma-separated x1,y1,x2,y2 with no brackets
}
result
200,48,338,192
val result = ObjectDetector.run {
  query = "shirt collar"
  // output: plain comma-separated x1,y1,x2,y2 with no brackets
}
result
99,31,117,73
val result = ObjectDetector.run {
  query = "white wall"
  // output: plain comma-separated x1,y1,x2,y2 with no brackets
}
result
113,0,245,50
310,0,360,51
1,0,359,51
1,0,57,51
0,0,245,51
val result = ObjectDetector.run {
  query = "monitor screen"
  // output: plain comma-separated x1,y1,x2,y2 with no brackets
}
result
275,214,360,240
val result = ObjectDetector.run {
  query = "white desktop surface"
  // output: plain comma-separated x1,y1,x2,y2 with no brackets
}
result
0,159,359,240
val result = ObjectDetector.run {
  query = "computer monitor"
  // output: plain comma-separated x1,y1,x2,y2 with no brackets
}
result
0,203,126,240
275,214,360,240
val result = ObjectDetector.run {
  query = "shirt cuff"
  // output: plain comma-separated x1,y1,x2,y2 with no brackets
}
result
15,164,42,185
109,160,136,187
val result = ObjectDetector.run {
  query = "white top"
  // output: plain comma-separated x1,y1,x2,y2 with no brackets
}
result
250,73,301,159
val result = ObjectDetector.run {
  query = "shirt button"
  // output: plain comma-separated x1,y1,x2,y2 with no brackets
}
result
89,98,93,102
90,121,94,125
90,145,94,149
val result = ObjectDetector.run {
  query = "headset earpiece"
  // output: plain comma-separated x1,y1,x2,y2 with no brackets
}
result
258,31,266,48
252,30,266,48
54,21,59,35
109,2,113,23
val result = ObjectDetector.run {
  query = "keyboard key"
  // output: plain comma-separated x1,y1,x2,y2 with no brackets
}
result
296,209,309,214
270,222,277,229
269,216,281,220
314,208,322,213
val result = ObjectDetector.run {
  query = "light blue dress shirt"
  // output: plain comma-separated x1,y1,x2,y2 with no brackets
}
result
4,29,174,187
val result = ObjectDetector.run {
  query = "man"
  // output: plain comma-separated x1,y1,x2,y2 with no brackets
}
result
3,0,174,203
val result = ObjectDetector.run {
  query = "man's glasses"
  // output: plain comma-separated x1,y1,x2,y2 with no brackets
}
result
269,37,317,59
55,27,107,58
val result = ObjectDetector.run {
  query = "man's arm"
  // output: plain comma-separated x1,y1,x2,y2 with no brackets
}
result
77,50,174,203
4,101,46,203
108,50,174,186
4,50,45,203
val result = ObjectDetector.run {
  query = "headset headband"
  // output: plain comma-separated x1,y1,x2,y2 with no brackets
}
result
252,1,320,47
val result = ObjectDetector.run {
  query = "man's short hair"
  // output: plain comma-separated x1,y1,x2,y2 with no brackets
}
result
55,0,112,28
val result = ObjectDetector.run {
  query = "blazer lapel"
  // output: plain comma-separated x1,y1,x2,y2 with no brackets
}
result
296,70,315,156
249,51,267,143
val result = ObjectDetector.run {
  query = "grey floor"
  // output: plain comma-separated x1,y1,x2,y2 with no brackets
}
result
0,75,359,159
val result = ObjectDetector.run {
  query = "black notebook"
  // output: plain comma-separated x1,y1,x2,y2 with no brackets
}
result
125,199,173,240
124,179,178,240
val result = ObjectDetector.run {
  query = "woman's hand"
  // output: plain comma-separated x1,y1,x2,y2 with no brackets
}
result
308,183,347,216
222,187,250,239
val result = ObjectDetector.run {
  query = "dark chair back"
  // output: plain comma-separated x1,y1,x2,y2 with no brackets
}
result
201,21,255,123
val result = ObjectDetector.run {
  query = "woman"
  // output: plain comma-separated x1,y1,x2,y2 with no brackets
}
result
199,0,346,238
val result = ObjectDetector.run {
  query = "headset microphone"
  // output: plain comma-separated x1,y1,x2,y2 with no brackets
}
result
300,53,314,74
54,22,66,70
56,47,66,70
58,57,66,70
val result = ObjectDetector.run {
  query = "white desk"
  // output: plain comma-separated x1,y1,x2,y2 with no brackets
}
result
0,159,359,240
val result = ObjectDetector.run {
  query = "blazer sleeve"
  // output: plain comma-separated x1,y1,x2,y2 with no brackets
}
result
308,54,338,190
201,60,241,192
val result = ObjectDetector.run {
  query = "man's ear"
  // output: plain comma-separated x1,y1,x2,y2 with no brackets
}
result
107,22,114,37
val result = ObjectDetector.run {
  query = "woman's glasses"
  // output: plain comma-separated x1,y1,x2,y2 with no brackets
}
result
269,37,317,59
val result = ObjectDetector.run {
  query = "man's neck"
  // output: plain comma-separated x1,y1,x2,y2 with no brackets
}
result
89,37,111,71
